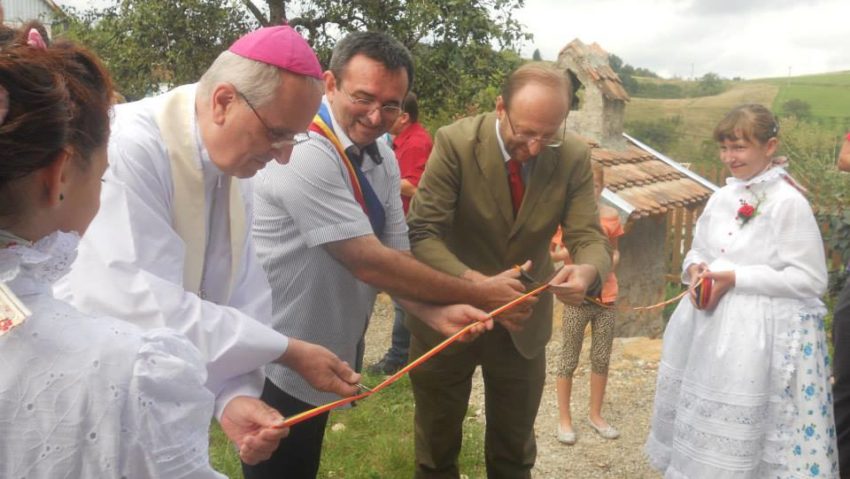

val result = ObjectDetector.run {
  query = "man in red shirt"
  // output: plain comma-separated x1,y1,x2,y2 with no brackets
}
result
369,92,434,374
392,92,433,214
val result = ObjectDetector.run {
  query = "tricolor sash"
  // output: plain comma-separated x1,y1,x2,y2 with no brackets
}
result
308,104,385,237
154,85,245,298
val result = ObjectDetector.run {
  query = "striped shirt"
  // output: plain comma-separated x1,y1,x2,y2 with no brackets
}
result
252,98,409,406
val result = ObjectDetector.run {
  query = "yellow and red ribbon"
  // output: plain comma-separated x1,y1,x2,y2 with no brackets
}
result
276,273,701,428
277,282,551,428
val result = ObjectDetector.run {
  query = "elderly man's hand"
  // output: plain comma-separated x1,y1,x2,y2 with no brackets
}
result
278,339,361,397
465,261,537,331
220,396,288,465
548,263,597,306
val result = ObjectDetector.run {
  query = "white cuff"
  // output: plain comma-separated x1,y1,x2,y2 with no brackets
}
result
213,369,266,421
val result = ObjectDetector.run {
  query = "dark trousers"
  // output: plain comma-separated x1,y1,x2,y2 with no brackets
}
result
409,325,545,479
834,278,850,477
385,300,411,364
242,379,329,479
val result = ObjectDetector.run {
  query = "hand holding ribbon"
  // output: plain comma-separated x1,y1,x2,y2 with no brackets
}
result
275,282,550,428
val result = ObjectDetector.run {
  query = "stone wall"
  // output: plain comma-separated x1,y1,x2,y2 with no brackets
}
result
563,71,627,150
613,216,667,337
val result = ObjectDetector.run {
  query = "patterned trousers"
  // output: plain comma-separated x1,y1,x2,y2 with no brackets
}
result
556,301,616,376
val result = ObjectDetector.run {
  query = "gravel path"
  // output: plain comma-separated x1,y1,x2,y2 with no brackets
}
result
363,295,663,478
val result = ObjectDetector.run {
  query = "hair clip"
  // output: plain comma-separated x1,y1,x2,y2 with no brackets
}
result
0,85,8,126
27,28,47,50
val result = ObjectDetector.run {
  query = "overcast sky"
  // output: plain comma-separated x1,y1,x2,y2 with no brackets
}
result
53,0,850,80
517,0,850,79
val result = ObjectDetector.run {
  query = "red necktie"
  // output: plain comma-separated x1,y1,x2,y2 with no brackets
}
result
507,159,524,216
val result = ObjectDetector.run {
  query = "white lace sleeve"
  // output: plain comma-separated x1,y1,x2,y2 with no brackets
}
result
123,328,225,479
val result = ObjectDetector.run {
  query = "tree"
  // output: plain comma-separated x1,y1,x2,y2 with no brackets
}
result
696,72,724,96
67,0,529,124
243,0,531,124
532,48,542,61
608,53,623,73
781,99,812,120
61,0,252,100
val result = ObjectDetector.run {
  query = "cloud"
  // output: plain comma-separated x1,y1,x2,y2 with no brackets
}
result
684,0,827,15
518,0,850,79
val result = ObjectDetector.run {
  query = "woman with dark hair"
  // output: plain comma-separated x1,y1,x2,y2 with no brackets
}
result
0,29,226,478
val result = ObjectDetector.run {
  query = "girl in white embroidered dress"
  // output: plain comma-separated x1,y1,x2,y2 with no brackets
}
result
645,104,838,478
0,28,224,478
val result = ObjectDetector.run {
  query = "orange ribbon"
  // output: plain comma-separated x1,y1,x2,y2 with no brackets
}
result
583,277,703,311
277,282,551,428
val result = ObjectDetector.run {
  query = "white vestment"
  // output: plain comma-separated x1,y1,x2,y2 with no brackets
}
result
56,84,286,417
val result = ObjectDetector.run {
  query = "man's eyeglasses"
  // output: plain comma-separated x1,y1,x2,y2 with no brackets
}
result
236,90,310,149
505,110,566,148
339,86,403,118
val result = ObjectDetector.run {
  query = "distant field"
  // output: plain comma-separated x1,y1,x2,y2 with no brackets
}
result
761,71,850,124
623,70,850,162
625,82,780,160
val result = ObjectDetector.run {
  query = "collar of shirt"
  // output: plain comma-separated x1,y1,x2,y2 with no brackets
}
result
494,118,511,164
323,96,382,171
494,117,534,181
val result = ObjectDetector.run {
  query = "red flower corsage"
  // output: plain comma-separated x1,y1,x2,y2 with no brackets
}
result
736,193,763,226
737,201,755,223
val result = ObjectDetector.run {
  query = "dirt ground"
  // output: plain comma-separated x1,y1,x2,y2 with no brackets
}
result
363,295,663,479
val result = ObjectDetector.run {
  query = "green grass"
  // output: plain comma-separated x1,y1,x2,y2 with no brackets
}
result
209,373,486,478
764,71,850,127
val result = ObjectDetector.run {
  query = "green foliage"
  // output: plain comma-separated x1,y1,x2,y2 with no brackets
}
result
625,75,729,99
208,374,487,478
60,0,253,100
781,98,812,120
697,72,724,96
608,53,623,73
778,116,850,213
258,0,530,126
624,116,683,152
607,52,659,96
819,210,850,268
532,48,542,61
61,0,528,121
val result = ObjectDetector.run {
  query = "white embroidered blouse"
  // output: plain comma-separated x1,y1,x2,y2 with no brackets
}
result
0,231,223,478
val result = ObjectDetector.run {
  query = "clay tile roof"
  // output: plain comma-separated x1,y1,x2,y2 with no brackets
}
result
557,39,630,102
588,141,714,221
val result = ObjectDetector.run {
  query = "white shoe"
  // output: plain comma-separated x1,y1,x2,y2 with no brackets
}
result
557,425,576,445
588,418,619,440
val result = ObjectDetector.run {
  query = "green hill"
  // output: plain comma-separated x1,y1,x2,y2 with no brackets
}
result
623,70,850,164
761,71,850,126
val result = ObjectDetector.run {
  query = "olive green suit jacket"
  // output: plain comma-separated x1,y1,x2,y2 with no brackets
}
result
406,112,612,359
